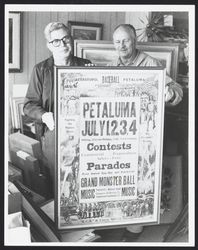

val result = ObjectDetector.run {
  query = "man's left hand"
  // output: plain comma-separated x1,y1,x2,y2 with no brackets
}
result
165,85,175,103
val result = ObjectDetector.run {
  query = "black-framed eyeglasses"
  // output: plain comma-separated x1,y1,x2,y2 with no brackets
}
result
49,36,71,47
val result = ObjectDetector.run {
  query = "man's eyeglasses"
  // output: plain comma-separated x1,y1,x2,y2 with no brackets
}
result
49,36,71,47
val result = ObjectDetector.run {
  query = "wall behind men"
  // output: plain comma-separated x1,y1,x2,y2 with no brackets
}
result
9,11,125,96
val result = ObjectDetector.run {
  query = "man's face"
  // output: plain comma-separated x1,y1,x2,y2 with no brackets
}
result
47,28,72,59
113,27,136,60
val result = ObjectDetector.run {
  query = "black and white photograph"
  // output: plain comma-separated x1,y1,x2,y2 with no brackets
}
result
4,4,195,247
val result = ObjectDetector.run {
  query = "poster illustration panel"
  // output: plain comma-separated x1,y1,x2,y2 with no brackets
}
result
55,67,165,230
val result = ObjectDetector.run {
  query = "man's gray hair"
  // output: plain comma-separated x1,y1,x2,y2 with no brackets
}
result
113,24,137,38
44,22,70,41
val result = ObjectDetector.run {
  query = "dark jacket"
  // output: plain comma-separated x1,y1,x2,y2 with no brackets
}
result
24,56,91,139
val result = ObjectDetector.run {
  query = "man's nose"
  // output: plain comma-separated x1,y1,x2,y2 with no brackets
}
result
120,41,126,48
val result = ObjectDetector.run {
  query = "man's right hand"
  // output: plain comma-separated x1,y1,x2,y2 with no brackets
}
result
42,112,55,131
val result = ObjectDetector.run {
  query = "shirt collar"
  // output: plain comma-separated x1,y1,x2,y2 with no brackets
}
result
117,50,140,66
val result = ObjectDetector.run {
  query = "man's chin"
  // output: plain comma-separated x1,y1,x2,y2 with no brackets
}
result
119,52,129,57
55,51,71,59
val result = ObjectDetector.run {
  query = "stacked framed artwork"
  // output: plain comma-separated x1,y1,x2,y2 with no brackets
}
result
9,97,36,138
74,40,179,80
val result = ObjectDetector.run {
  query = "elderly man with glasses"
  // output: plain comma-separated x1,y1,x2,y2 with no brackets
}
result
23,22,91,192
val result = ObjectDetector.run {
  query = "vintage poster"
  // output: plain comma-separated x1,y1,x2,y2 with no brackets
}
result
55,67,165,230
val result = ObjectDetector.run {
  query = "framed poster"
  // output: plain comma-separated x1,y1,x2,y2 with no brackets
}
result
54,67,165,230
68,21,103,40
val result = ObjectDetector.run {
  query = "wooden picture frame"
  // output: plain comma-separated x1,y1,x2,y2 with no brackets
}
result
68,21,103,40
9,12,22,72
10,97,24,129
74,40,179,80
54,66,165,230
10,97,36,138
136,42,179,81
74,40,117,66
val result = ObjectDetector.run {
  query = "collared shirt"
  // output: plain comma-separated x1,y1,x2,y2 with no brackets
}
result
115,50,161,67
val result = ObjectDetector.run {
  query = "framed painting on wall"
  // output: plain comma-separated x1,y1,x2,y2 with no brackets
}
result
54,66,166,230
74,40,179,80
9,12,22,72
68,21,103,40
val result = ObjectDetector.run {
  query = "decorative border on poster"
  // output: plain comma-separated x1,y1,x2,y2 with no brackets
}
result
54,66,165,230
